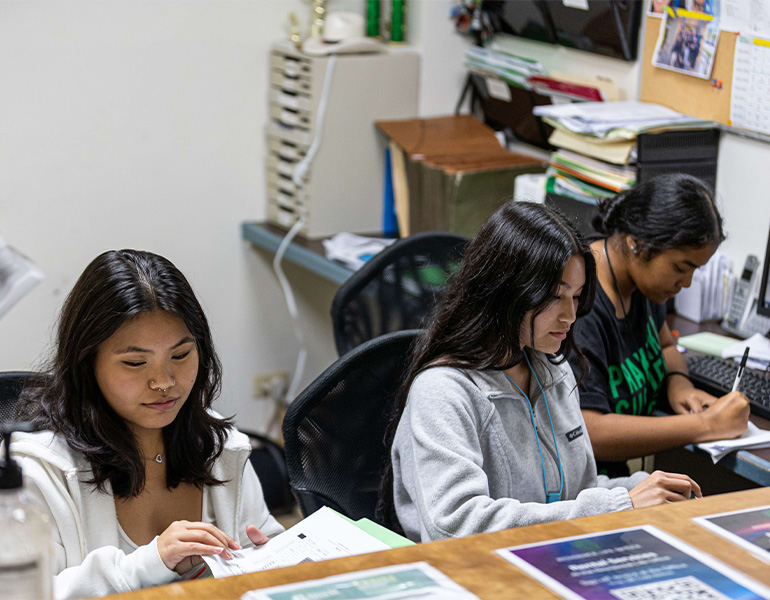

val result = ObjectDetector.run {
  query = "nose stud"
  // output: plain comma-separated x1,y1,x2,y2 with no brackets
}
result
149,378,176,393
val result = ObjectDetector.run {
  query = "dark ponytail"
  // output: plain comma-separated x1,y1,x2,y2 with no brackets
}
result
593,173,725,257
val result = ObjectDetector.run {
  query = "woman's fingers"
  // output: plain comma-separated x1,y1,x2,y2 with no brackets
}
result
186,522,240,551
158,521,241,569
246,524,269,546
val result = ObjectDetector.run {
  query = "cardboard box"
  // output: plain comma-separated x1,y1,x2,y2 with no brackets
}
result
377,116,547,237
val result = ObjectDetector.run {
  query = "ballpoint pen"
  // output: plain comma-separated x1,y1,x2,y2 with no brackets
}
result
731,347,750,392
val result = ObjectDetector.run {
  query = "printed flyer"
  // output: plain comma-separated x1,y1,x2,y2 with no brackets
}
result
694,505,770,563
496,525,770,600
241,562,478,600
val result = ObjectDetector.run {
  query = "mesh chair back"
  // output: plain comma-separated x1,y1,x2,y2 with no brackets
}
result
282,330,419,527
331,232,466,356
0,371,42,442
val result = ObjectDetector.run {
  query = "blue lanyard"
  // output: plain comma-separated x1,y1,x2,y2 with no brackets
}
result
503,352,564,504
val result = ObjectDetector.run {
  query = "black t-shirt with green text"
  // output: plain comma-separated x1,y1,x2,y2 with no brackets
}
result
569,285,668,478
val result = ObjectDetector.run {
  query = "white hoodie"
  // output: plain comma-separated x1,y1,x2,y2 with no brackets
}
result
10,427,284,600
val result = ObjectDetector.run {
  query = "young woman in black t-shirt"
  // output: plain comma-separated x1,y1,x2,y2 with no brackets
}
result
569,174,750,477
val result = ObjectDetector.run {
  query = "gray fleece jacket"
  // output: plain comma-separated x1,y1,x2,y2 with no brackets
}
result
392,353,648,542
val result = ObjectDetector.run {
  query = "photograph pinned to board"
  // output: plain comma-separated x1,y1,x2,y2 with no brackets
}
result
649,0,719,18
653,6,721,78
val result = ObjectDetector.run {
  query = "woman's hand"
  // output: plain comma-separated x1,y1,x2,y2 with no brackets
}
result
246,525,269,546
668,387,716,414
157,520,240,574
629,471,702,508
697,391,750,442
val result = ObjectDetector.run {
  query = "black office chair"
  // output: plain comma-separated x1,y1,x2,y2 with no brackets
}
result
331,232,467,356
240,429,296,516
282,329,419,527
0,371,44,442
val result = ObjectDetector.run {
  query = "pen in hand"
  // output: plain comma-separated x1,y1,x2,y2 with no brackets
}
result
731,347,750,393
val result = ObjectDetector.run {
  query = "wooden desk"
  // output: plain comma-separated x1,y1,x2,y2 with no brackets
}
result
98,488,770,600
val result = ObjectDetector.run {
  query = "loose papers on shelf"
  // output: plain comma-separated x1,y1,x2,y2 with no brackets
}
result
203,507,391,578
322,232,396,271
548,128,636,165
464,46,547,90
533,100,714,140
241,562,479,600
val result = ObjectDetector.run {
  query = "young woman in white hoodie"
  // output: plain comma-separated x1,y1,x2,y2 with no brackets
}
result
379,201,702,543
11,249,283,600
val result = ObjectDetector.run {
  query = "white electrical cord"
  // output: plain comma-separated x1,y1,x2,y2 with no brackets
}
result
272,54,337,406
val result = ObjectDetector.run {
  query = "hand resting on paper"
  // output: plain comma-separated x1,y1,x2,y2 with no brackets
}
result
157,520,269,574
628,471,702,508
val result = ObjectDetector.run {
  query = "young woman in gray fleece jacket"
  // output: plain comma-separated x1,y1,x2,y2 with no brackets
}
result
380,201,701,543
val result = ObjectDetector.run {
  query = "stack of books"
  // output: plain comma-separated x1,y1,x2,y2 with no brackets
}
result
534,101,716,205
547,150,636,204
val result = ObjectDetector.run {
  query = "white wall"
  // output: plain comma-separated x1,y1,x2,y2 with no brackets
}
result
1,1,768,433
0,0,350,431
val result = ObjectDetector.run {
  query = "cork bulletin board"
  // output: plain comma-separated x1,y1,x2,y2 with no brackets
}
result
640,14,737,125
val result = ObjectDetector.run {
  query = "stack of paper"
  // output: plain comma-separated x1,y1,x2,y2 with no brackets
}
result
464,46,547,90
322,232,396,271
203,506,411,578
548,149,635,199
548,128,636,166
721,334,770,371
534,100,716,141
545,171,616,205
697,422,770,463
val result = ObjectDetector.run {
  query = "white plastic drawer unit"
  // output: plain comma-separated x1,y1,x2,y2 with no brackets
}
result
265,41,420,238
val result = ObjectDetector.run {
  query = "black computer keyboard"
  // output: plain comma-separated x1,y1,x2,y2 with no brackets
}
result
686,354,770,420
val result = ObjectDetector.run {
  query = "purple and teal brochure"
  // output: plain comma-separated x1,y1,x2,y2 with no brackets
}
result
694,505,770,563
496,525,770,600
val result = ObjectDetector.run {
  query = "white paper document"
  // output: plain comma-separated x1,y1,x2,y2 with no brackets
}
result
721,0,770,38
697,421,770,463
674,251,730,322
203,507,390,578
322,232,396,271
532,101,712,139
722,332,770,366
241,562,479,600
731,35,770,136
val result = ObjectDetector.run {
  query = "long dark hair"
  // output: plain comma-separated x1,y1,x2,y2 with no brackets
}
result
593,173,725,256
26,249,230,498
377,201,597,526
